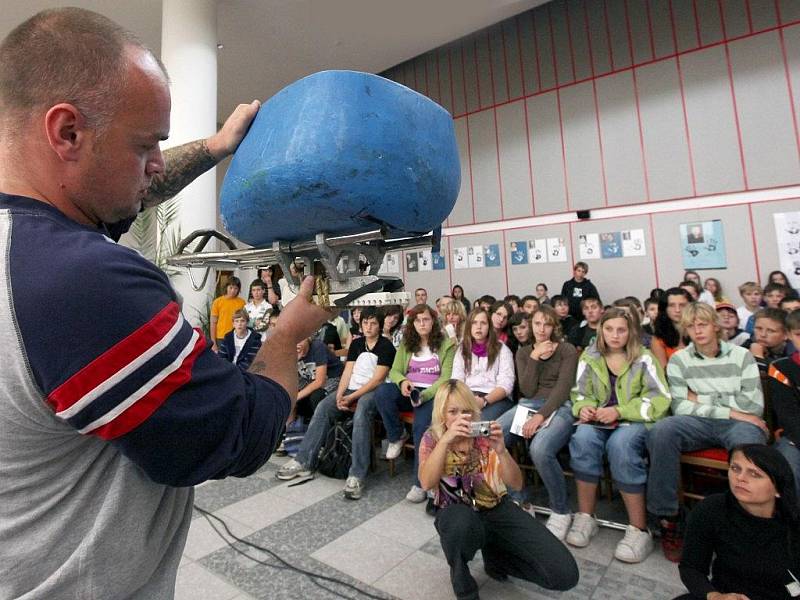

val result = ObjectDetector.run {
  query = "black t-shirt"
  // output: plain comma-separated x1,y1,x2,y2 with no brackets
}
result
319,322,342,351
297,339,344,385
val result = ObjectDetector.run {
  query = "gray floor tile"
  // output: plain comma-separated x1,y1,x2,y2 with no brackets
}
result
174,562,241,600
193,475,279,515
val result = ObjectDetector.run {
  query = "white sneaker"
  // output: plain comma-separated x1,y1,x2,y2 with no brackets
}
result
546,512,573,541
614,525,653,563
343,476,363,500
405,485,427,503
276,458,311,480
566,512,598,548
385,431,410,460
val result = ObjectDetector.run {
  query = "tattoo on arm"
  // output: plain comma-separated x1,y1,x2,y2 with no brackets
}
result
142,140,217,208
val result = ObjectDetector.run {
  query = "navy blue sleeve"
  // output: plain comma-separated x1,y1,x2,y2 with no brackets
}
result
11,216,290,486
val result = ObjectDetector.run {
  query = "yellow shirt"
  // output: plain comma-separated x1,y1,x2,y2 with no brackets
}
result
211,295,246,339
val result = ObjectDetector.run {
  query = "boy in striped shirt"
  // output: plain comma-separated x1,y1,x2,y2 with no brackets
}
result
646,302,766,562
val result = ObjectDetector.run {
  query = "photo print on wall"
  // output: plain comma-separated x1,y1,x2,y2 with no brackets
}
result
680,220,727,269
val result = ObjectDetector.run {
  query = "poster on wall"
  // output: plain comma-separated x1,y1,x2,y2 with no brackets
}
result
578,233,600,260
774,212,800,289
453,247,468,269
418,250,433,271
547,237,567,263
622,229,646,257
529,239,548,264
680,220,727,269
600,232,623,259
510,241,528,264
405,252,419,272
468,245,484,268
432,252,446,270
484,244,501,267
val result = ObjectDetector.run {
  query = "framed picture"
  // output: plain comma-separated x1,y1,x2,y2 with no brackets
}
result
680,220,727,269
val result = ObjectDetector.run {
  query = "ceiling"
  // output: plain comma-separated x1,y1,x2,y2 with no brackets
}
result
0,0,546,122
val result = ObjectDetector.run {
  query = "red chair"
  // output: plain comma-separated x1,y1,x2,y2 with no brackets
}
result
679,448,729,503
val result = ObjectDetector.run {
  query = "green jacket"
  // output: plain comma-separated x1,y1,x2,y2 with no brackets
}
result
570,345,671,425
389,336,456,403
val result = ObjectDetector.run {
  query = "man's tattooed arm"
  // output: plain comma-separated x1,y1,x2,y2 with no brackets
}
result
142,139,218,209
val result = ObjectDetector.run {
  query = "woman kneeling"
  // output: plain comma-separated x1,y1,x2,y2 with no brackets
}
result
567,308,670,563
419,380,579,600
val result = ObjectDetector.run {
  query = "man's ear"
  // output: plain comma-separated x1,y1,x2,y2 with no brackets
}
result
44,103,90,162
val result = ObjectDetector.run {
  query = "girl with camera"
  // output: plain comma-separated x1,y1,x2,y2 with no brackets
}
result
419,380,579,600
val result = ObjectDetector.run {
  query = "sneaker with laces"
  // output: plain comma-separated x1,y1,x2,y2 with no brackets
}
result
565,512,598,548
343,476,363,500
614,525,654,563
545,512,572,541
659,517,684,562
405,485,427,503
385,431,410,460
276,458,311,480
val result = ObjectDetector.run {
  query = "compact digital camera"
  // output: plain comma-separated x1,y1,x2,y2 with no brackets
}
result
468,421,492,438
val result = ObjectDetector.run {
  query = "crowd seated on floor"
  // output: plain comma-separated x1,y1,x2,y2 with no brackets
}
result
212,262,800,599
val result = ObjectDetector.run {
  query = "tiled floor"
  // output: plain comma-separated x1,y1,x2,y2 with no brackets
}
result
177,455,687,600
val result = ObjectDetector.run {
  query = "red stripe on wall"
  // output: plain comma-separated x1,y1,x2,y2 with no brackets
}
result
501,229,510,295
590,0,610,206
718,0,751,190
565,0,578,82
645,0,657,60
623,0,652,201
669,0,699,197
500,22,512,102
460,42,478,225
532,11,543,92
549,4,572,211
474,38,483,109
775,0,800,168
604,0,616,70
692,0,703,48
517,15,537,216
745,0,755,34
487,30,506,221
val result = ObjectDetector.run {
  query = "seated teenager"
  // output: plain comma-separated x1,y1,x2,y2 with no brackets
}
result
703,277,729,304
647,302,767,562
277,309,395,499
683,271,715,305
520,294,540,316
451,308,515,422
715,302,749,346
680,280,701,302
292,334,345,424
497,305,578,540
218,309,262,370
477,295,496,312
489,300,512,345
536,283,550,305
561,261,600,321
764,282,791,309
737,281,764,334
675,445,799,600
508,311,532,348
643,297,658,335
244,281,272,341
782,296,800,315
746,307,791,372
503,294,521,314
766,269,798,295
768,308,800,498
551,294,578,341
379,304,404,348
567,308,670,563
375,304,456,503
418,380,579,600
651,287,692,369
612,297,652,348
568,297,604,351
451,284,471,315
440,299,467,345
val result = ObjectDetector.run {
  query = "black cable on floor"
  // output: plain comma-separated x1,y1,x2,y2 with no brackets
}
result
193,504,393,600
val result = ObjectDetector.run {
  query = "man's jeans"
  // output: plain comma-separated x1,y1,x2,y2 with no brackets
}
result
295,388,378,479
646,415,766,516
497,398,574,514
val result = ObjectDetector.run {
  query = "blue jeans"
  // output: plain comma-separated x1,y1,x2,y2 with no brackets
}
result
295,389,377,478
774,437,800,500
570,423,649,494
497,398,574,514
479,396,514,422
646,415,767,516
374,382,434,487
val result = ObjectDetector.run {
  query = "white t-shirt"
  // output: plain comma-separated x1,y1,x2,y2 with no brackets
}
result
233,330,251,363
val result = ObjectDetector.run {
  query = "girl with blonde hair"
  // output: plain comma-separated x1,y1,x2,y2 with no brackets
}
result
419,380,578,599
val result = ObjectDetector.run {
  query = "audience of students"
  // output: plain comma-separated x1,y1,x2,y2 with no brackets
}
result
535,283,550,305
217,309,262,370
210,276,246,352
451,284,471,315
651,287,692,368
568,296,604,351
440,299,467,344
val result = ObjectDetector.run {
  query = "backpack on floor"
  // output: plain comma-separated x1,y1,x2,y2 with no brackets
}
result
316,416,354,479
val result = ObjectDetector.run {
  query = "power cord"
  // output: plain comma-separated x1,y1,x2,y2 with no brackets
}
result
193,504,394,600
